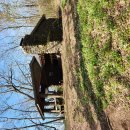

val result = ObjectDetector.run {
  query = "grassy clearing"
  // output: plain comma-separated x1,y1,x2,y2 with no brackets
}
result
77,0,130,112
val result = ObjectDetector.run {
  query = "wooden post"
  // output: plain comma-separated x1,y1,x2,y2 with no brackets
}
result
54,97,57,111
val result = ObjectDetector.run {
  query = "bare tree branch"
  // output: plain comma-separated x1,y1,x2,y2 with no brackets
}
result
0,25,34,32
3,118,64,130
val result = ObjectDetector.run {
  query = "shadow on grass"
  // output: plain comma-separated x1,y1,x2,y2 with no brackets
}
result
78,55,112,130
69,1,113,129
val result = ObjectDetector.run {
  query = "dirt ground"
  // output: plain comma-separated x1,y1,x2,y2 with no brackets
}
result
61,0,130,130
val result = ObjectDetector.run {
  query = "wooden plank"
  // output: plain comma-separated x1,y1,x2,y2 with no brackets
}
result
43,108,61,113
39,93,63,98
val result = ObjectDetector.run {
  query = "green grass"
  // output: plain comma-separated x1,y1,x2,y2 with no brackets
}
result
76,0,130,112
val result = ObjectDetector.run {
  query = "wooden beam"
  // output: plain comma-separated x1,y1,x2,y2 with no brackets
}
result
44,102,55,106
44,101,64,106
39,93,63,98
43,108,61,113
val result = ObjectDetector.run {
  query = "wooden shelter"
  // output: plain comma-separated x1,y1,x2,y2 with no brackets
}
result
30,54,64,118
20,14,63,54
20,9,64,121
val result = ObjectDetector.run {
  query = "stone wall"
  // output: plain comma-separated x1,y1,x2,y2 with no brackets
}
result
23,41,61,54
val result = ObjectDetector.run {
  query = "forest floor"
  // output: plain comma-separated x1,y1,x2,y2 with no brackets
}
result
61,0,130,130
